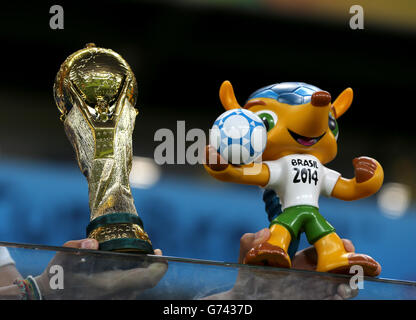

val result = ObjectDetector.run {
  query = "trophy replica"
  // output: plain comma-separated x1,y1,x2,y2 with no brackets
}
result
53,43,153,253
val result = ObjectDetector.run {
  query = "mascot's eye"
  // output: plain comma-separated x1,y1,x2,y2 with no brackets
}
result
256,110,278,132
328,113,339,140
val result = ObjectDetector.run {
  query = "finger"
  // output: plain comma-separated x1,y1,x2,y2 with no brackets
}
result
120,261,168,291
238,228,270,264
154,249,163,256
74,260,169,295
337,283,359,299
63,239,99,250
144,261,169,288
205,145,228,171
341,239,355,253
292,246,318,270
239,233,255,264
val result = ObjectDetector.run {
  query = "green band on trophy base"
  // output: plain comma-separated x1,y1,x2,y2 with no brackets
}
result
86,212,153,253
86,212,144,236
99,238,153,253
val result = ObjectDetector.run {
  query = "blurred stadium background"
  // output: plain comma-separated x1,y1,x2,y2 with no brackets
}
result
0,0,415,281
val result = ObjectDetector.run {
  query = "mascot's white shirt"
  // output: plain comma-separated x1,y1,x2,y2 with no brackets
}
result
264,154,341,210
0,247,15,268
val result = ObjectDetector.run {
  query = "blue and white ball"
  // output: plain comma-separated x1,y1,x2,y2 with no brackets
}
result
210,108,267,165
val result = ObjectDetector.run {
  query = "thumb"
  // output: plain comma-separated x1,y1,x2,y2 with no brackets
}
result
63,239,99,250
239,228,270,264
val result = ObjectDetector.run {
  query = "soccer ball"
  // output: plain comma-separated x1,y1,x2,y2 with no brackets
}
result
209,108,267,165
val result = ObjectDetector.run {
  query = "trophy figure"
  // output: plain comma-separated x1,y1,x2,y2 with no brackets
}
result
53,43,153,253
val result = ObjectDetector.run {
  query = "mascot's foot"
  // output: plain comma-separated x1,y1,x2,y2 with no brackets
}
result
244,242,291,268
323,253,380,277
315,233,380,277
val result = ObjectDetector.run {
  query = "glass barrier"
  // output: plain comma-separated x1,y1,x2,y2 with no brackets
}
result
0,242,415,300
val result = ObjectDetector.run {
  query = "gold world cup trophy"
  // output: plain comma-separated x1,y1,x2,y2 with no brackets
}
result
53,43,153,253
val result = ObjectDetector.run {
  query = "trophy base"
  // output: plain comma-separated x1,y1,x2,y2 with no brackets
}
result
87,212,154,254
99,238,153,254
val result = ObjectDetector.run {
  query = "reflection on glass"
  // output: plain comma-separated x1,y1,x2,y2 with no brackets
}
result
0,242,415,300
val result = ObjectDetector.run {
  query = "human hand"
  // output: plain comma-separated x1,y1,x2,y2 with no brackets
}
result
204,229,358,300
236,228,359,299
36,238,167,300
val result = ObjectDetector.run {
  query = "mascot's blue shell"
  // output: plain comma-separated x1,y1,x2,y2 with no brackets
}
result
247,82,322,105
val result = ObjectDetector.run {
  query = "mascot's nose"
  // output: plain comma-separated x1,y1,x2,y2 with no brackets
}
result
311,91,331,107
